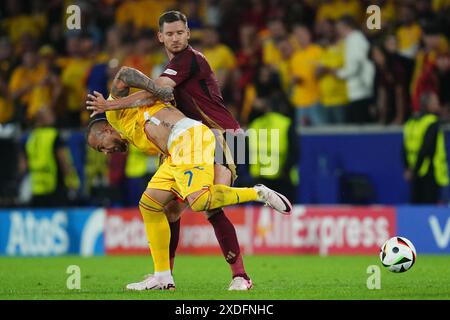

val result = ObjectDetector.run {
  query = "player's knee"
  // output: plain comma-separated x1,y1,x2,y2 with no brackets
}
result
187,189,211,212
139,193,165,218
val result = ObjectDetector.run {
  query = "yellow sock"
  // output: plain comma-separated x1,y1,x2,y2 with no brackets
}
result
190,184,258,211
139,193,170,272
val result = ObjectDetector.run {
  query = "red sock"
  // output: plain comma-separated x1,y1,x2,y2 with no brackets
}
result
230,254,250,280
208,209,250,280
169,218,181,273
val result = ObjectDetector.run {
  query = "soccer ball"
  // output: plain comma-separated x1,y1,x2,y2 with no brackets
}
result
379,236,417,273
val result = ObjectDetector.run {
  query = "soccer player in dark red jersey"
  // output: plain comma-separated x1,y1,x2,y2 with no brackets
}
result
87,11,252,290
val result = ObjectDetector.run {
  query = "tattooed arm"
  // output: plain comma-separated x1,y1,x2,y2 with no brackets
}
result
86,66,175,117
115,66,174,101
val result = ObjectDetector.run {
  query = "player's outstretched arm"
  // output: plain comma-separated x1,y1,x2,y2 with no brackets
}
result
114,66,174,102
86,90,156,117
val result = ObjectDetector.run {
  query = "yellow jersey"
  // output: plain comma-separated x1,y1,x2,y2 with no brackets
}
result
203,44,236,74
316,0,362,23
396,23,422,57
318,42,348,107
8,63,47,105
61,57,93,111
105,97,171,156
290,44,323,107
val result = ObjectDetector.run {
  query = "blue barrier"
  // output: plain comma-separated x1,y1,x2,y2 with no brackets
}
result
0,208,104,256
298,130,450,204
397,206,450,254
46,129,450,205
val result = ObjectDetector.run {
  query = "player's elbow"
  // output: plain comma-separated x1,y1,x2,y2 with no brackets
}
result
115,66,135,82
118,66,131,75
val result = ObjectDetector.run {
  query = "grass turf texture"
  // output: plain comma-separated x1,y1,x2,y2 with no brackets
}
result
0,255,449,300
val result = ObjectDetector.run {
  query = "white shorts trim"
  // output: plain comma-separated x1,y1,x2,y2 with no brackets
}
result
167,118,202,150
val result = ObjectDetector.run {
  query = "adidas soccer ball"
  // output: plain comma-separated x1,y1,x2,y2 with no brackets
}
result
379,236,417,273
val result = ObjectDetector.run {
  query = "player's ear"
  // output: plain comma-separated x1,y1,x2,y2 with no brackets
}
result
157,31,164,43
186,27,190,40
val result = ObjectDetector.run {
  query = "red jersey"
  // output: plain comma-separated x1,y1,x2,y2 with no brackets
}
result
161,45,240,130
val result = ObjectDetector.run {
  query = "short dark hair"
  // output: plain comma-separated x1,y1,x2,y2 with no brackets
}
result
86,117,107,141
159,11,188,31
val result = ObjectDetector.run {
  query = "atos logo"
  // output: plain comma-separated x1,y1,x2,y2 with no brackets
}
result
6,211,69,256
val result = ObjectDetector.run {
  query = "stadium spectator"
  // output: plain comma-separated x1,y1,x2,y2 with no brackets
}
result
0,36,15,75
234,24,262,111
27,45,63,123
290,24,324,128
19,107,80,207
402,91,449,204
102,26,129,64
240,0,269,32
1,0,450,207
2,0,47,47
274,36,295,96
204,0,221,28
179,0,206,31
316,19,348,124
8,49,46,127
262,18,291,69
377,0,397,29
284,0,315,29
0,38,15,124
200,26,237,102
371,37,409,125
410,22,450,114
115,0,176,31
396,4,422,60
0,84,13,124
122,30,156,79
315,0,362,25
60,34,94,128
214,0,242,49
334,15,375,124
415,0,436,26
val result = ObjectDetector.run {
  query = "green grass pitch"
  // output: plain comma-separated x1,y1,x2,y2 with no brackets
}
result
1,255,449,300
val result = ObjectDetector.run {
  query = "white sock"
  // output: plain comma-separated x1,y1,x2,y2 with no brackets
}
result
155,270,174,284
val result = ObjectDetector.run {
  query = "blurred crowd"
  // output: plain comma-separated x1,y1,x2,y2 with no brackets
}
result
0,0,449,129
1,0,450,207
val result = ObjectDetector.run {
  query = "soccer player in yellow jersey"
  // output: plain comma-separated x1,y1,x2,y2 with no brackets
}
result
86,90,292,290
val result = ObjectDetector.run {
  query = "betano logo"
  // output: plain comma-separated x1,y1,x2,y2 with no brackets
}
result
105,214,147,249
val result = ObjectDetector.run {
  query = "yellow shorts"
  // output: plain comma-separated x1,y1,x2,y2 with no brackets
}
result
147,119,216,200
